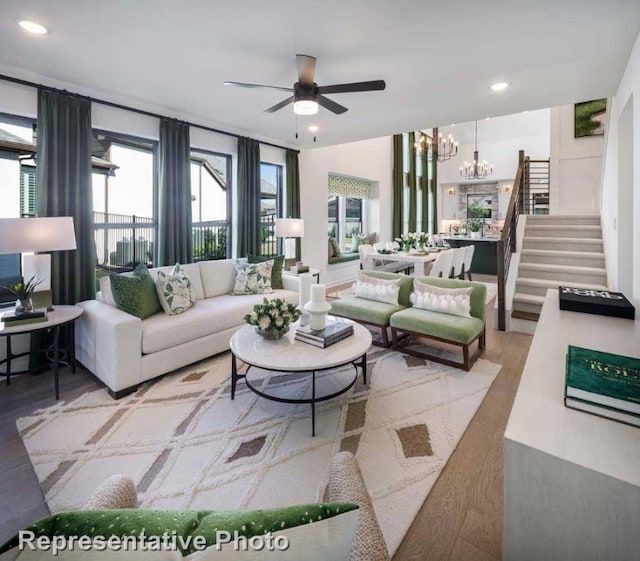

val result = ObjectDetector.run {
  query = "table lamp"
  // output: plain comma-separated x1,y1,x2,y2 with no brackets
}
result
275,218,304,269
0,217,77,309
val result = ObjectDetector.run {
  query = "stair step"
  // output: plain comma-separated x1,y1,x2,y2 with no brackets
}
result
511,310,541,322
515,277,608,298
522,237,604,253
512,292,545,316
526,215,600,226
524,225,602,239
520,249,605,267
518,262,606,284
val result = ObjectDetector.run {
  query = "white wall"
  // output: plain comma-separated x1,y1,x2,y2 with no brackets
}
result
298,136,392,285
601,31,640,298
550,105,605,215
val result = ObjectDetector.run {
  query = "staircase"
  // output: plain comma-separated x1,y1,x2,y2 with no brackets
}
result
512,215,607,321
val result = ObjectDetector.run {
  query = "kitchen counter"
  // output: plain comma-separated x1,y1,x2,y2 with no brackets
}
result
441,235,501,242
442,237,498,275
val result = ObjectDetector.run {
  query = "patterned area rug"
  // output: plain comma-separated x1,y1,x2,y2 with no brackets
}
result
17,349,500,556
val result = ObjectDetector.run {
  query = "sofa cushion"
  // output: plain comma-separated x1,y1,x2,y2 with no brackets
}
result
141,289,297,354
110,264,162,320
155,264,197,315
353,273,401,305
331,296,406,326
232,260,274,295
413,277,487,320
390,307,484,344
248,253,285,289
410,279,473,318
199,259,238,298
149,263,205,301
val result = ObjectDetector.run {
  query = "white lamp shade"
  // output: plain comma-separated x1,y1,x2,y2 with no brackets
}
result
275,218,304,238
0,217,77,254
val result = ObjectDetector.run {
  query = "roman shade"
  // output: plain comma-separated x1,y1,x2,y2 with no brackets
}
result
328,173,372,199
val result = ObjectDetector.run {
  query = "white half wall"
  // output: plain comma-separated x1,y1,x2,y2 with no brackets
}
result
550,105,605,215
298,136,392,285
601,30,640,298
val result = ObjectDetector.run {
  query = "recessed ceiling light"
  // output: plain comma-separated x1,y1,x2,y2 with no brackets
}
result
17,19,49,35
308,124,319,132
485,117,491,120
491,82,510,92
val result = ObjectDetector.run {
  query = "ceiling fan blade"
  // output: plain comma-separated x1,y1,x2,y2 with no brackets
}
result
317,80,386,94
224,81,293,93
296,54,317,85
317,95,348,115
264,97,295,113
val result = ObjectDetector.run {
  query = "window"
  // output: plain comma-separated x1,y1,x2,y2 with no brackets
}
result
327,196,366,253
191,149,231,261
259,162,283,257
92,132,156,272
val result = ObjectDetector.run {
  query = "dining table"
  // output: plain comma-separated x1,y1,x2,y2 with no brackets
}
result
366,248,451,277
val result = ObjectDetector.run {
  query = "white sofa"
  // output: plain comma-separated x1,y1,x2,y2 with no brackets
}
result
75,259,300,398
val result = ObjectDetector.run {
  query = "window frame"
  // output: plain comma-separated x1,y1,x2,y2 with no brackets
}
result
328,195,367,253
259,161,284,257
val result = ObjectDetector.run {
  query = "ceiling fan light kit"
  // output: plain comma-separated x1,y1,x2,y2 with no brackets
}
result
224,54,385,119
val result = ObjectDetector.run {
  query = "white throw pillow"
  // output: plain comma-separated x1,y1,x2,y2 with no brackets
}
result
98,276,117,307
353,273,401,305
155,263,196,315
410,279,473,318
232,260,274,295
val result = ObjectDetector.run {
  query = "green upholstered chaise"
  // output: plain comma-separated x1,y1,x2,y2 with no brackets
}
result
330,271,413,347
390,277,487,371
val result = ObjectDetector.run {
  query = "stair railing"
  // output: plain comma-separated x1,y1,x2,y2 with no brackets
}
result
497,150,527,331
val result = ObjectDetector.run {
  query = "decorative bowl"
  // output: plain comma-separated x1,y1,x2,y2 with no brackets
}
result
255,327,289,340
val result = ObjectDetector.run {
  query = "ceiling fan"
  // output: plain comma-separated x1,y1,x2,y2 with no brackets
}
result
224,54,386,116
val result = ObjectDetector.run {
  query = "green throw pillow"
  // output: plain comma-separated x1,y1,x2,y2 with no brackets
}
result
328,236,341,258
351,233,369,250
110,264,162,319
0,504,359,556
248,254,284,289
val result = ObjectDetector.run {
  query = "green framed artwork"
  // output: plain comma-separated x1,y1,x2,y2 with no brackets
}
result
574,99,607,138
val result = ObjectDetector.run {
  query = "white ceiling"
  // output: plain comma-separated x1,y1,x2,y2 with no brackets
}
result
0,0,638,148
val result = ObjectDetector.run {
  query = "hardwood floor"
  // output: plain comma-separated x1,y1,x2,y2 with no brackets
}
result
0,277,533,560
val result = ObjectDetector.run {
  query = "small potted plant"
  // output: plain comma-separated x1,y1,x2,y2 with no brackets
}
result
467,202,486,239
395,233,416,252
3,276,42,314
244,297,301,340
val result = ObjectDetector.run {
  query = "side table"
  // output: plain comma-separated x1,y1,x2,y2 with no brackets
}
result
0,305,84,400
283,267,320,284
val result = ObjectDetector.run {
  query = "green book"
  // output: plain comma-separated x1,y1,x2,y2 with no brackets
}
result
0,315,48,329
565,345,640,427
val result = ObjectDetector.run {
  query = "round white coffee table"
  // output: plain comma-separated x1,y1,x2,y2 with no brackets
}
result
230,318,372,436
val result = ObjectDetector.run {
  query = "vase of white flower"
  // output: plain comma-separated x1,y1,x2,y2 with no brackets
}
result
244,297,301,340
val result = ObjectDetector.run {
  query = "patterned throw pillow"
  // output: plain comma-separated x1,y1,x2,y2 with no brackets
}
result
247,254,284,289
109,264,162,319
328,236,341,258
353,273,401,305
351,233,370,250
232,260,274,295
410,279,473,318
155,263,196,315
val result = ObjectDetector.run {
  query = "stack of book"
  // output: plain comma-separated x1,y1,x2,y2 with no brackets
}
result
289,264,310,274
295,320,354,348
565,345,640,428
1,308,48,329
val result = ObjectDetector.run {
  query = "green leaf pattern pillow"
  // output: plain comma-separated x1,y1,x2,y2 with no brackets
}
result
232,261,274,295
156,263,197,315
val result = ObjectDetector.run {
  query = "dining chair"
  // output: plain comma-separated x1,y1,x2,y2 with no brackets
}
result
463,245,475,280
450,247,466,279
427,250,454,278
358,244,375,270
373,242,386,252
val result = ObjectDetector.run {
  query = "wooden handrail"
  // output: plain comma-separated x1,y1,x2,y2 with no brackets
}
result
497,150,527,331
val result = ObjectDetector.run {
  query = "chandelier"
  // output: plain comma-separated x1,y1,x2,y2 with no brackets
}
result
415,130,458,162
460,121,493,180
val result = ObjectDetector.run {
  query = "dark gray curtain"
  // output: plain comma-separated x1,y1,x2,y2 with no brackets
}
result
407,131,417,232
37,89,95,305
392,134,404,239
420,138,430,233
285,149,301,260
237,137,261,257
158,119,192,266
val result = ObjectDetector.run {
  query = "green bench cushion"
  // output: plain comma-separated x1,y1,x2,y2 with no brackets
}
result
331,297,406,326
390,307,485,344
413,277,487,320
328,253,359,265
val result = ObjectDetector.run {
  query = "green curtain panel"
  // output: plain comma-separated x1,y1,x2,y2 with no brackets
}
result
432,150,438,233
285,149,301,261
37,89,95,305
421,139,430,233
158,119,192,266
237,137,261,257
407,131,417,232
392,134,404,239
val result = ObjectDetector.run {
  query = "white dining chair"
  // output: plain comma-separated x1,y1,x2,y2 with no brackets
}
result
385,241,400,251
373,242,386,252
450,247,466,279
428,250,453,278
463,245,475,280
358,244,376,270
